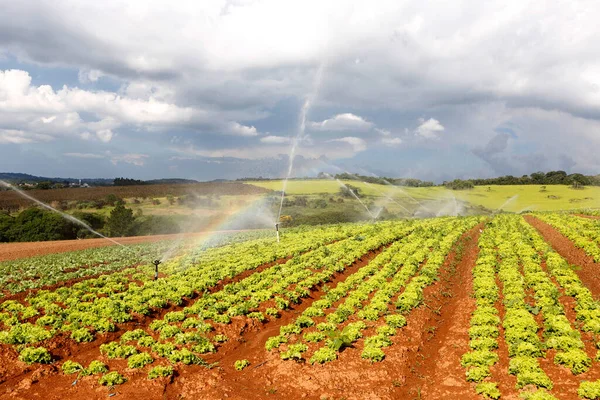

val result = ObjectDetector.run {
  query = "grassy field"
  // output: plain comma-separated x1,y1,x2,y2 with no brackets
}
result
248,180,600,212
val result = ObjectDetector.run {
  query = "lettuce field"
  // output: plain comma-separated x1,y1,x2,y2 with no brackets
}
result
3,213,600,399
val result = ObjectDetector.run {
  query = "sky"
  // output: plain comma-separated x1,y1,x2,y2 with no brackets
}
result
0,0,599,182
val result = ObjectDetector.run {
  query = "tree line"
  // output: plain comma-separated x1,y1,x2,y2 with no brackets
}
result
0,203,180,243
444,171,600,190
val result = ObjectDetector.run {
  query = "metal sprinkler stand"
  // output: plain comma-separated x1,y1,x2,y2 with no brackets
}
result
153,259,162,281
275,223,280,243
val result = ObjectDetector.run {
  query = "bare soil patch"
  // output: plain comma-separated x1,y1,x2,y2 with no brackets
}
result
524,215,600,298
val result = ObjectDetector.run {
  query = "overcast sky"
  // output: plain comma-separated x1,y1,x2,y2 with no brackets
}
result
1,0,599,182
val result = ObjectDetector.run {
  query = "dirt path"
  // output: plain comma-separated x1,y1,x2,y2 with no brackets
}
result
524,215,600,298
0,230,253,262
574,214,600,220
404,223,483,399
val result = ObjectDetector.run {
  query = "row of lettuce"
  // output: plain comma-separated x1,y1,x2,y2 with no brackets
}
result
265,217,481,364
0,229,273,294
463,214,600,399
0,221,403,384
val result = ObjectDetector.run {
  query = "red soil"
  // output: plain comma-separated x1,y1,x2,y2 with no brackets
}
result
538,260,600,399
574,214,600,220
0,226,501,400
401,223,484,399
524,215,600,298
0,230,250,262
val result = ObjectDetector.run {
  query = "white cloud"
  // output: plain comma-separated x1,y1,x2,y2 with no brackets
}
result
226,122,258,136
96,129,114,143
330,136,368,153
260,135,291,144
0,69,250,144
110,153,149,166
63,152,105,159
0,129,52,144
415,118,445,139
381,137,403,146
78,69,104,84
41,116,56,124
309,113,373,132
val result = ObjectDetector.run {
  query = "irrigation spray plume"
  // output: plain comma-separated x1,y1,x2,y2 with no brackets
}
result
361,181,412,215
334,178,376,219
0,180,127,248
277,63,326,225
494,194,519,214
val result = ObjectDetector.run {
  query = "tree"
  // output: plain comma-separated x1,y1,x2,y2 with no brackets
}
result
36,181,52,190
8,208,77,242
106,204,135,237
0,212,14,242
339,184,361,198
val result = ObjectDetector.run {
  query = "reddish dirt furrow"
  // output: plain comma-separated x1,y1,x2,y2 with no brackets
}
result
537,259,600,400
402,223,483,399
0,252,304,395
524,215,600,298
489,270,519,399
574,214,600,220
3,242,394,400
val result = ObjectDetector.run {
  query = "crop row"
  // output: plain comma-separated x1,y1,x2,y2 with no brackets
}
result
8,221,416,385
269,217,481,364
534,213,600,261
0,229,274,294
464,215,600,399
0,223,368,356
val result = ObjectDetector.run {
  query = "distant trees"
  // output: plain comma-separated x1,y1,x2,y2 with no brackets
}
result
5,208,78,242
445,179,474,190
114,178,145,186
339,184,362,198
106,204,135,237
471,171,596,186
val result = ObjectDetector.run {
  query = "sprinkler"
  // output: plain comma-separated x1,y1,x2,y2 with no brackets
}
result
275,223,280,243
153,259,162,281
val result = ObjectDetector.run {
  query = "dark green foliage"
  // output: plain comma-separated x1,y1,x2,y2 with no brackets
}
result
106,203,135,237
6,208,78,242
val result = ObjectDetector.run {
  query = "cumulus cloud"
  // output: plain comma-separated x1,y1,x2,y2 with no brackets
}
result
110,153,149,166
0,69,259,145
2,1,600,179
78,69,104,83
64,152,105,159
415,118,444,139
0,129,52,144
309,113,373,132
330,137,368,153
260,135,291,144
226,122,258,137
381,137,403,146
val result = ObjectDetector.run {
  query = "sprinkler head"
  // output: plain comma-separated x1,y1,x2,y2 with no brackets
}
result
275,223,279,232
153,259,162,267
